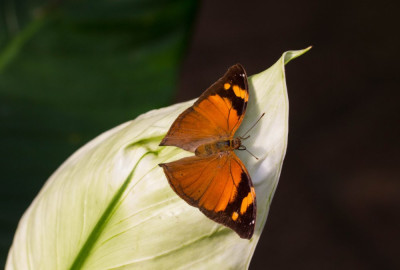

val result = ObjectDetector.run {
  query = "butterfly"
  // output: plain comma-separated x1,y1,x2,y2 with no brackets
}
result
159,64,256,239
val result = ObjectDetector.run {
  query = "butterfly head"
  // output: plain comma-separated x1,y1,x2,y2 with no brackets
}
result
231,137,242,150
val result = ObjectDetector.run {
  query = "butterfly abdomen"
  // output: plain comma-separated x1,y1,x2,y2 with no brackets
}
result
195,138,242,157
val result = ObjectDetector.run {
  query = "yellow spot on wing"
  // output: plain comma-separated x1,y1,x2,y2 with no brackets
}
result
232,211,239,221
240,197,248,214
240,191,254,215
224,83,231,90
232,85,247,100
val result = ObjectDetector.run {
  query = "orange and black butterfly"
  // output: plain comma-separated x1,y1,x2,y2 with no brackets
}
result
159,64,256,239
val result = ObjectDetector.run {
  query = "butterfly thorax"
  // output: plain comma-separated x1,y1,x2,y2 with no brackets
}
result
195,138,241,157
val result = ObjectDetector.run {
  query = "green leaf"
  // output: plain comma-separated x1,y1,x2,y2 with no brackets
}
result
6,47,310,269
0,0,197,265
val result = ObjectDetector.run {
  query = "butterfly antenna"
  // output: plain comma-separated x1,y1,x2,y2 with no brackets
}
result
238,145,259,160
246,148,259,160
241,112,265,139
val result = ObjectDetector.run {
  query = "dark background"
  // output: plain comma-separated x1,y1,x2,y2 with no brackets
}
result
178,1,399,269
1,0,399,269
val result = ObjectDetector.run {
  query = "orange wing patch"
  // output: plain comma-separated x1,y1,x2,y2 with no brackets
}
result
232,212,239,221
240,190,254,215
232,85,248,101
194,95,232,133
159,64,256,239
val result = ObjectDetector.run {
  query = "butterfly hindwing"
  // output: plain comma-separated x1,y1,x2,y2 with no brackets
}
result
159,64,249,152
159,152,256,239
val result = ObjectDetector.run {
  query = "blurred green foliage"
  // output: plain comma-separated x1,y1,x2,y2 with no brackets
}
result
0,0,198,266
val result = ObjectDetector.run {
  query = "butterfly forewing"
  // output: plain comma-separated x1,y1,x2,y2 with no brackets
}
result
160,64,249,152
